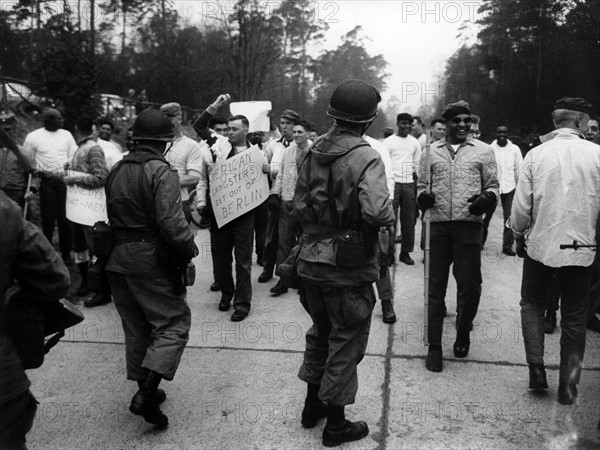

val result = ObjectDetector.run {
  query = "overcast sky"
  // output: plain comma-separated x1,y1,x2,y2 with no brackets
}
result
177,1,483,112
318,1,482,112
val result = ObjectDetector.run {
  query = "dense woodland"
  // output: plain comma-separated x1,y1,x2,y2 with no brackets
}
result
0,0,598,140
434,0,600,140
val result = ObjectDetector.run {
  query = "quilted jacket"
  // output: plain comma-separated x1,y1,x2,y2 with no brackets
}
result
417,138,499,222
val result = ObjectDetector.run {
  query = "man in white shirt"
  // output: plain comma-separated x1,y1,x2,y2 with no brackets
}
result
97,118,123,152
364,134,396,323
384,113,421,265
23,108,77,263
510,97,600,405
160,102,211,223
482,126,523,255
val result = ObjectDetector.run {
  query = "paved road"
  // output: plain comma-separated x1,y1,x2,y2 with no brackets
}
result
28,209,600,449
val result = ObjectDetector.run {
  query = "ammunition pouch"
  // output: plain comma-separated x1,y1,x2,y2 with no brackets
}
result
335,229,374,269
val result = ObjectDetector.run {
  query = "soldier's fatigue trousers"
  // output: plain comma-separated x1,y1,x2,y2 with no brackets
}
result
298,282,375,406
108,272,191,381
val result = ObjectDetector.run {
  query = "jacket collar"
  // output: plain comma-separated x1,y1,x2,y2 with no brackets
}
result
540,127,586,143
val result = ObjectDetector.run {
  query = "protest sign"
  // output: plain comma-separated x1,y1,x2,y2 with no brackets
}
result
66,185,108,226
230,101,271,132
209,145,269,228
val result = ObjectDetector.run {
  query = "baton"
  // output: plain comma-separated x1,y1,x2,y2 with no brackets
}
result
423,130,431,346
23,172,32,219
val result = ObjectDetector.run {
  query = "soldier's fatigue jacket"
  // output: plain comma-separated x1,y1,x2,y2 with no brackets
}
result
106,149,197,277
0,191,70,404
293,125,395,286
417,138,499,222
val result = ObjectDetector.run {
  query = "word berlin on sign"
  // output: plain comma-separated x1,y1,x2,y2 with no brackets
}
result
209,145,269,228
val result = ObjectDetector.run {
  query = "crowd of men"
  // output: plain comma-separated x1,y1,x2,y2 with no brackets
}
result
1,84,599,447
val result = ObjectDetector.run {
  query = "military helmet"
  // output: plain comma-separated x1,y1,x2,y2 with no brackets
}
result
327,80,381,123
132,108,175,142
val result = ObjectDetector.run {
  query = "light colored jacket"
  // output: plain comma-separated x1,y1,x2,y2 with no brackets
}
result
510,128,600,267
417,138,499,222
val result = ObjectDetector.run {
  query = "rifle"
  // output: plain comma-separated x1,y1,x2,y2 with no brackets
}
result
559,241,597,250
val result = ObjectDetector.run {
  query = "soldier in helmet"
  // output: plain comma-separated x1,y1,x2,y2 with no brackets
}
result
293,80,394,446
0,190,71,448
105,109,198,428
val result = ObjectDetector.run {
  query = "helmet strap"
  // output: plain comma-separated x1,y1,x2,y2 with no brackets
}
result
361,120,374,135
162,141,174,157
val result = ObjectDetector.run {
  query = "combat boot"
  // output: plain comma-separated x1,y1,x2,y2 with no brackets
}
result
322,405,369,447
130,371,168,427
381,299,397,324
137,380,167,405
301,383,326,428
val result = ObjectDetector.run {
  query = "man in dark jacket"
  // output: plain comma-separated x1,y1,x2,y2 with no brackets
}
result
0,191,70,448
105,109,198,428
293,80,395,447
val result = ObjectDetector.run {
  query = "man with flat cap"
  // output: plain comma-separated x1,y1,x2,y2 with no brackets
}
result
509,97,600,405
23,108,77,263
417,100,499,372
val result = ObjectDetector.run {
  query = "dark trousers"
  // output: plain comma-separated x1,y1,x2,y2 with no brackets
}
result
588,258,600,323
209,212,218,281
375,268,393,301
213,213,254,312
393,182,416,253
0,390,37,450
72,224,111,296
427,221,483,346
262,206,279,274
39,177,72,256
276,201,299,284
520,255,593,385
254,201,268,263
545,274,561,312
298,282,375,406
108,271,191,381
482,190,515,250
